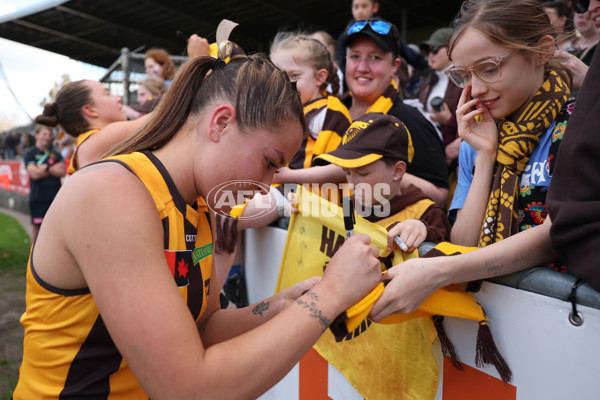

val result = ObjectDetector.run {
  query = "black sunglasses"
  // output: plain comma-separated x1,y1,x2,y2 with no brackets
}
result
429,46,443,55
572,0,590,14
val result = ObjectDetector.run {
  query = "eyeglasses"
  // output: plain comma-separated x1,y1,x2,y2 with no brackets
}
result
347,19,392,36
445,51,514,88
429,46,443,55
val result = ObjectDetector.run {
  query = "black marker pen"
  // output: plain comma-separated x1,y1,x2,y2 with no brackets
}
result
343,196,355,239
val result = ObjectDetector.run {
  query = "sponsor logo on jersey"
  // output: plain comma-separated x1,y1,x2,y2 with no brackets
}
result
192,243,213,265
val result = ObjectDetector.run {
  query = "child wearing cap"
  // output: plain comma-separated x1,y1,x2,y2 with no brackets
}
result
315,112,451,252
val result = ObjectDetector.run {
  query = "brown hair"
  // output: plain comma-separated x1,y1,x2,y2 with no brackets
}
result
35,80,92,137
145,48,177,81
270,32,341,96
107,54,305,157
138,77,167,97
34,124,53,135
541,1,576,42
448,0,572,87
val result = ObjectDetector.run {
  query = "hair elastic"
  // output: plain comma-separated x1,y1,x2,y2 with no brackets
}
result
211,58,226,70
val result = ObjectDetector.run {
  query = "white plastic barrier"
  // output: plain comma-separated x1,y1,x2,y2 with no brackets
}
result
243,225,600,400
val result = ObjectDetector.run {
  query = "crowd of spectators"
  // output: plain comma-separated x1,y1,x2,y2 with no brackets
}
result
2,0,597,283
6,0,600,398
1,128,76,161
0,129,30,159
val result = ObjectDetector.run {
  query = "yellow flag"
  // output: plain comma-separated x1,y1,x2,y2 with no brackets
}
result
276,186,499,399
276,186,438,400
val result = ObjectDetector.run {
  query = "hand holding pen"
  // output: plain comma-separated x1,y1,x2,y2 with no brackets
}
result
342,196,355,239
386,219,428,253
393,236,409,252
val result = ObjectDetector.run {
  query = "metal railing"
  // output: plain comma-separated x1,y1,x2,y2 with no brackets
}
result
99,47,188,105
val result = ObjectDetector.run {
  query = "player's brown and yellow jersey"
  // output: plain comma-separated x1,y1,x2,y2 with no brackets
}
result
14,150,213,399
67,128,98,175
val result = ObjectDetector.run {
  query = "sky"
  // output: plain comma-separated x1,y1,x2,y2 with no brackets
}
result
0,0,107,129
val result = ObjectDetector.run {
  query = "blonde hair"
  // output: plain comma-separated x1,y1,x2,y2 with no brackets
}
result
311,31,336,54
138,77,166,97
270,32,340,96
107,54,306,156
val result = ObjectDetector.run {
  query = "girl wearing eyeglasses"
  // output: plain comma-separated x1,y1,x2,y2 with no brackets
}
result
447,0,575,256
369,0,600,328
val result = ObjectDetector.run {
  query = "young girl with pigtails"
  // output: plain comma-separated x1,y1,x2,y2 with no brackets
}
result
237,33,353,222
269,32,351,188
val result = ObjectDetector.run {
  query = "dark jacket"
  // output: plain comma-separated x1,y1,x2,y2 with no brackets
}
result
547,47,600,293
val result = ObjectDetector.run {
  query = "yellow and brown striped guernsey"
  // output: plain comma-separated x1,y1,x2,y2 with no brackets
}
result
288,96,351,170
14,150,213,399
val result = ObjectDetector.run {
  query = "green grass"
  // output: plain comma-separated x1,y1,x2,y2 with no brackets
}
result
0,359,16,400
0,213,28,398
0,376,17,400
0,213,30,275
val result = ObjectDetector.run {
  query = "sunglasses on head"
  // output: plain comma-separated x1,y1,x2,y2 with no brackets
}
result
347,19,393,36
572,0,590,14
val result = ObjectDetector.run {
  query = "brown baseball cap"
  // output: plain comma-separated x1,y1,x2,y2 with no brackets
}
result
314,112,414,168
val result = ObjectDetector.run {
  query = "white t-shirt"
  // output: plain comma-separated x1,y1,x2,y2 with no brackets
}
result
426,69,450,114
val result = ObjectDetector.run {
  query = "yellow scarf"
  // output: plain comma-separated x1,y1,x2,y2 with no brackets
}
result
479,71,570,247
363,80,399,115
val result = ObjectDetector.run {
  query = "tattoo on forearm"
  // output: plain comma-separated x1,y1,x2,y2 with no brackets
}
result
296,291,330,329
252,301,270,316
305,291,319,301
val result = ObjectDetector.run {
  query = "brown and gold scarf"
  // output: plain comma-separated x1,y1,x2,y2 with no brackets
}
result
478,71,570,247
364,80,399,115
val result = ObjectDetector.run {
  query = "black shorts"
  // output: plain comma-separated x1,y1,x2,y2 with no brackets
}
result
29,200,52,224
